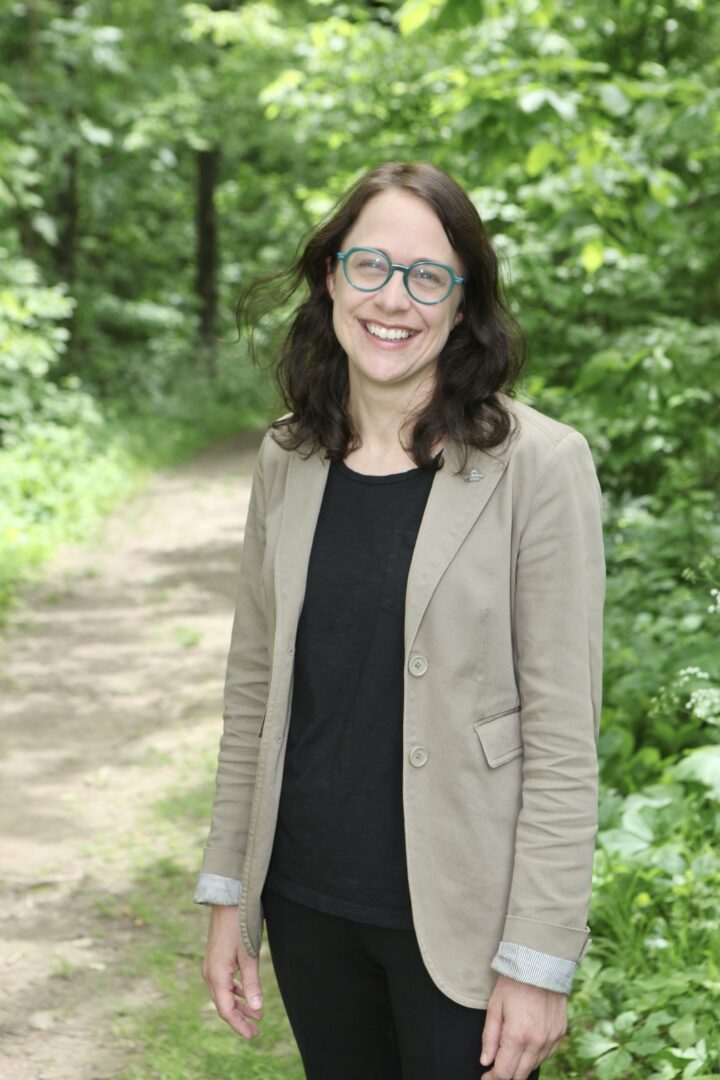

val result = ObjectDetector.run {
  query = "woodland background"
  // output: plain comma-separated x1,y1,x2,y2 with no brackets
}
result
0,0,718,1077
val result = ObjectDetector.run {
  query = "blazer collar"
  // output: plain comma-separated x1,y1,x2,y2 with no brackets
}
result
273,439,509,651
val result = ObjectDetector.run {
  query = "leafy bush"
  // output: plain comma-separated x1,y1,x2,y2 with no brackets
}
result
552,767,720,1079
0,254,77,442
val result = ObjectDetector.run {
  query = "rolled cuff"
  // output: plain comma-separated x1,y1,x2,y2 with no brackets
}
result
193,873,242,906
201,845,246,880
501,914,591,961
491,941,578,995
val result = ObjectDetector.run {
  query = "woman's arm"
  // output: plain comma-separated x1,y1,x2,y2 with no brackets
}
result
482,429,605,1078
196,438,273,1039
503,428,605,958
199,439,272,882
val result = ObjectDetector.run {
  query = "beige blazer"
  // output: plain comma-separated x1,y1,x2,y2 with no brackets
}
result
200,394,605,1007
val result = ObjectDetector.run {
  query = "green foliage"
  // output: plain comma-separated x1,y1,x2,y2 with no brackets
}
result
550,771,720,1078
0,410,139,615
0,253,76,434
0,366,268,620
0,0,718,1072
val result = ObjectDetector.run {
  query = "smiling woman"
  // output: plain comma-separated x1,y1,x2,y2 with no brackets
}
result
196,163,605,1080
235,161,527,472
326,190,466,422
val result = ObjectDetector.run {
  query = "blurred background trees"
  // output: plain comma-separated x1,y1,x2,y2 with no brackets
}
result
1,0,718,1074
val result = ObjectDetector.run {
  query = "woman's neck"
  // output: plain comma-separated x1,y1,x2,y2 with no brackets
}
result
342,442,418,475
345,372,439,474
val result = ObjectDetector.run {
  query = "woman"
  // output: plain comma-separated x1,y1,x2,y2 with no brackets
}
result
195,162,605,1080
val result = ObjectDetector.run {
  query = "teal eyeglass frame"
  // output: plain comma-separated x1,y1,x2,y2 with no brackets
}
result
336,247,465,305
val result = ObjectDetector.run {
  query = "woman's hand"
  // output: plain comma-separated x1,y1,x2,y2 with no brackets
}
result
201,904,264,1038
480,975,567,1078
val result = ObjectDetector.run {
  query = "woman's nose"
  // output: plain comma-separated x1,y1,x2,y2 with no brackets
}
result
377,268,412,310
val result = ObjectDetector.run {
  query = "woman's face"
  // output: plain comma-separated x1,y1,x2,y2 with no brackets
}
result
327,189,464,404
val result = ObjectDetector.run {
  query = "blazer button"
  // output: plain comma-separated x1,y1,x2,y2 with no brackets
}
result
410,746,428,768
408,654,428,677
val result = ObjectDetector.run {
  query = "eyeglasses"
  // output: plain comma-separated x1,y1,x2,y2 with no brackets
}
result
336,247,465,305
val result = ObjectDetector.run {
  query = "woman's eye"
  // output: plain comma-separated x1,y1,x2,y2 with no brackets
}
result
415,267,443,284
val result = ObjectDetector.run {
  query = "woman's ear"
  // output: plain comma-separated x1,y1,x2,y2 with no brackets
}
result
453,308,463,327
326,256,335,301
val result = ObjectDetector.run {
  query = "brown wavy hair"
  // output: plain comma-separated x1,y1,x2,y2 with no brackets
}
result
237,162,527,470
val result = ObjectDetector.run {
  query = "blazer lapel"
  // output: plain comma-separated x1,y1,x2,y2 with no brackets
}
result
274,447,330,646
404,441,509,650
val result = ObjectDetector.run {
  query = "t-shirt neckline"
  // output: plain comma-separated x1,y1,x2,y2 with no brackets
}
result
334,450,442,485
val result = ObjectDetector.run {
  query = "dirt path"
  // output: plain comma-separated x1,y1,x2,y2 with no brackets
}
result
0,431,262,1079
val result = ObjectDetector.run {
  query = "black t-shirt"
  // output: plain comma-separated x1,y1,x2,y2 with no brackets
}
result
264,453,438,928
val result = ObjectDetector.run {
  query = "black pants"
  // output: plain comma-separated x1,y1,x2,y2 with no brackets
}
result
263,888,541,1080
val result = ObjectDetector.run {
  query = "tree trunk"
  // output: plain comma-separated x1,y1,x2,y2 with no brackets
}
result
56,142,78,285
55,0,79,348
196,145,220,360
19,0,39,258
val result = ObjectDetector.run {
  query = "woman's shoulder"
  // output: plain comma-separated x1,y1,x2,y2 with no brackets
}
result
498,392,588,455
489,394,600,494
255,414,324,484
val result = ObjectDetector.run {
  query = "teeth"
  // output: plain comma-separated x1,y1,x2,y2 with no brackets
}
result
365,322,413,342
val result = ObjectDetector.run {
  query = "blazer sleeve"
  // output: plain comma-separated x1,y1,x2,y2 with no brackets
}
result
199,438,271,881
499,429,605,962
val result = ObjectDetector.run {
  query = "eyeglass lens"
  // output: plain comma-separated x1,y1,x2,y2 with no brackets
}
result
345,249,453,302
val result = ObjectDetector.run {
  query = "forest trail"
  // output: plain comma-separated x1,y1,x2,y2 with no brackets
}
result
0,431,262,1079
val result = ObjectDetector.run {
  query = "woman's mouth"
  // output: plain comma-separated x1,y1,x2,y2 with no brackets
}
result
362,321,418,344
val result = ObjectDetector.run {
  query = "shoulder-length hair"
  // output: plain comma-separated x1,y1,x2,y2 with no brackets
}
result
237,162,526,469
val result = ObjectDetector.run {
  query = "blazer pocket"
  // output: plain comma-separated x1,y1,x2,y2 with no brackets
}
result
473,707,523,768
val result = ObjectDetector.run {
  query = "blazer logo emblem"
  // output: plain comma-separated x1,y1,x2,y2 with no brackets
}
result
464,469,484,482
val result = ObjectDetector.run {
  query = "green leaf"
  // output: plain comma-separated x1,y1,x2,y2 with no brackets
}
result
546,88,577,120
31,213,58,247
525,140,558,177
597,1048,634,1079
396,0,445,36
258,69,305,106
576,1032,620,1060
599,83,632,116
581,238,605,273
648,169,684,207
625,1033,666,1054
519,88,548,113
78,118,113,146
615,1010,639,1033
672,747,720,798
438,0,485,29
684,1059,709,1079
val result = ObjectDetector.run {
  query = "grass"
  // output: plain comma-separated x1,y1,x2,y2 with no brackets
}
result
50,957,81,981
173,625,204,648
99,754,305,1080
